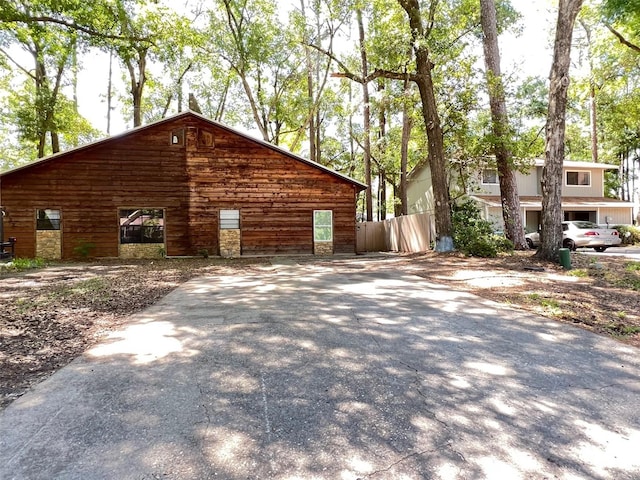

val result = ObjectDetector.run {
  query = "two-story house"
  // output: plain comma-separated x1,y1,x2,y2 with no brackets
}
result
407,159,635,233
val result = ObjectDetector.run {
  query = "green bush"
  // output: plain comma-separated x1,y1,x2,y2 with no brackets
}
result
492,234,515,253
73,239,96,259
3,257,45,271
452,199,513,257
614,225,640,245
466,236,498,258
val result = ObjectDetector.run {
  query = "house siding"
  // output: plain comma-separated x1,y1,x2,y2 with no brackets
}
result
519,168,540,196
474,169,539,196
407,160,634,233
1,125,190,259
562,168,603,197
407,165,434,215
597,207,633,225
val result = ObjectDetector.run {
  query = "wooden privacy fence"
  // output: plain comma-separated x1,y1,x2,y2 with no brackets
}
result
356,212,433,253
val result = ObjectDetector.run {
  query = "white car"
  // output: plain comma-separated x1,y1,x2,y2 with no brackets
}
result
525,230,541,249
525,221,621,252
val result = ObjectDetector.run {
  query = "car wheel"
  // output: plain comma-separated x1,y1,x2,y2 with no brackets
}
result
526,238,534,249
563,239,576,251
594,246,607,252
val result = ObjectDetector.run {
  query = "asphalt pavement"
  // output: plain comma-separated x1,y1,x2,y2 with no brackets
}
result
1,255,639,479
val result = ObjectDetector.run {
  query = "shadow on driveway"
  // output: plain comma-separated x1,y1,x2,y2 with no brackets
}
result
1,256,639,479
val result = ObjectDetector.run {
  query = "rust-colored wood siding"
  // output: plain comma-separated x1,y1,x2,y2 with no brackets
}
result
1,123,190,259
0,115,358,258
183,117,357,255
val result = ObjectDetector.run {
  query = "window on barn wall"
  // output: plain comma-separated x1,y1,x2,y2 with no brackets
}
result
220,209,240,229
198,129,214,147
170,129,184,146
566,171,590,186
313,210,333,242
36,209,61,230
119,209,165,244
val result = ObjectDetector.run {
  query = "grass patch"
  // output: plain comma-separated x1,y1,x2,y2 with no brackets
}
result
2,257,46,272
50,277,111,301
605,323,640,336
70,277,109,295
14,297,39,314
613,270,640,291
540,299,562,315
625,261,640,272
540,298,560,309
567,269,588,278
527,293,563,316
626,279,640,291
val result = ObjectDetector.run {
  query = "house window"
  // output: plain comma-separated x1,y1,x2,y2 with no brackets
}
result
313,210,333,242
220,209,240,229
482,169,498,185
119,209,164,244
198,129,215,147
36,209,61,230
566,171,590,186
170,128,184,146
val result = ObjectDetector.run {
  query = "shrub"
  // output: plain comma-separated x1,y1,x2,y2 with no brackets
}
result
614,225,640,245
466,236,498,258
73,239,96,259
452,199,513,257
492,234,515,253
4,257,45,271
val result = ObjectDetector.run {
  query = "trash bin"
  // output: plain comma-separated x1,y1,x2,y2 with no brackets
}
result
559,247,571,270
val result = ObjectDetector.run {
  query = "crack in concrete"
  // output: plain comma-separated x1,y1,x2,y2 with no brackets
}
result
349,307,383,350
260,373,272,443
4,404,65,468
197,384,212,425
356,442,457,479
348,311,467,478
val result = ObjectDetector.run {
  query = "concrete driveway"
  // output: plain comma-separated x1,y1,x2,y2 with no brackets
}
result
1,256,639,480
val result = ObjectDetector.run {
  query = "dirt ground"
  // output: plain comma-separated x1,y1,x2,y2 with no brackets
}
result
1,251,639,411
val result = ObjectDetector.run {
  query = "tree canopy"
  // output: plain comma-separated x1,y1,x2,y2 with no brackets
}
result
0,0,638,243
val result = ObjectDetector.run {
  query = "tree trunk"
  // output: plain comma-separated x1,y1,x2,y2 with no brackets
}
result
125,48,147,128
378,79,387,220
107,50,113,134
589,83,598,163
300,0,316,163
580,20,599,163
398,0,453,251
400,80,412,216
479,0,527,249
379,169,387,221
537,0,584,261
357,9,373,221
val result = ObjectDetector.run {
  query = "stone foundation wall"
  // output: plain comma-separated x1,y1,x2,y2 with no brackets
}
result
119,243,165,259
36,230,61,260
220,229,241,258
314,241,333,256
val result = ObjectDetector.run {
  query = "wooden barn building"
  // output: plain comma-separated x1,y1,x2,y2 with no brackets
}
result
0,111,366,260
